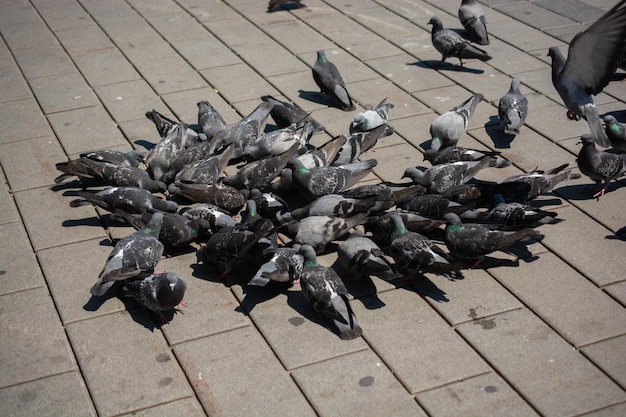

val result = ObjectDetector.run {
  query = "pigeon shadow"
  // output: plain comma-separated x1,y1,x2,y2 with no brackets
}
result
62,217,103,228
267,3,303,12
407,60,485,74
237,282,294,315
123,302,158,331
297,89,347,111
606,225,626,241
285,288,343,338
407,274,450,302
555,182,624,201
600,108,626,122
485,116,515,149
134,139,156,151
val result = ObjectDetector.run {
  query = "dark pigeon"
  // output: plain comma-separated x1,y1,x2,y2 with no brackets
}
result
428,16,492,67
402,158,491,194
161,140,219,184
400,194,476,219
90,212,164,296
298,244,363,340
70,186,178,214
171,143,234,186
603,115,626,152
267,0,305,12
197,100,228,140
121,272,187,322
312,50,356,111
429,93,484,151
168,181,246,214
261,95,324,134
337,230,401,281
458,0,489,45
498,77,528,136
576,133,626,198
424,145,510,168
116,210,206,248
248,244,304,286
546,0,626,147
363,210,445,248
54,149,145,184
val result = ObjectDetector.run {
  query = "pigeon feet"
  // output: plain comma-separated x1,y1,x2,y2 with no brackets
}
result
566,110,580,121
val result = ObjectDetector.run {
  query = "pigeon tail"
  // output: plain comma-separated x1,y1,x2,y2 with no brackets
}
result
582,105,610,147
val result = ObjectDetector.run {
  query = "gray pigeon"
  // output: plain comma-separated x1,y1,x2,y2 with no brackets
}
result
54,149,145,184
71,186,178,214
337,230,401,281
90,212,164,296
161,140,219,184
290,158,378,199
242,120,308,161
286,212,369,253
576,133,626,198
286,193,393,221
430,93,484,151
261,95,324,134
168,181,246,214
349,98,394,133
116,210,206,248
458,0,489,45
172,143,234,186
498,77,528,136
212,101,273,158
298,244,363,340
296,135,347,169
363,210,445,248
121,272,187,322
603,115,626,152
424,146,510,168
312,50,356,111
179,202,238,232
79,159,166,193
547,0,626,148
465,194,562,230
402,158,491,194
248,244,304,286
197,100,228,140
428,16,492,67
333,124,392,166
500,163,581,202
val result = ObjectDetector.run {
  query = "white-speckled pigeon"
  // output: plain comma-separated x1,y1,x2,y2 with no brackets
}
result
197,100,228,140
576,133,626,198
458,0,489,45
333,124,393,166
500,163,581,202
312,50,356,111
498,77,528,136
428,16,492,67
172,143,234,186
337,230,401,281
349,98,394,133
290,158,378,199
55,149,145,184
430,93,484,151
248,244,304,286
402,158,491,194
71,186,177,214
296,135,347,169
284,212,369,253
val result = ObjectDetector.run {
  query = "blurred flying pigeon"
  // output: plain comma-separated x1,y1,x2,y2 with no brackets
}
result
121,272,187,322
290,158,378,199
71,186,178,214
458,0,489,45
349,98,394,133
90,212,164,296
312,50,356,111
388,213,467,280
430,93,484,151
428,16,492,67
603,115,626,152
337,230,401,281
402,158,491,194
498,77,528,136
248,244,304,286
546,0,626,147
424,145,510,168
197,100,228,140
261,95,324,134
443,212,542,263
576,133,626,198
168,181,246,214
298,244,363,340
55,149,145,184
500,163,581,202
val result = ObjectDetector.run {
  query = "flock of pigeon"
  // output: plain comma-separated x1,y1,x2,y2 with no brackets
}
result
52,0,626,339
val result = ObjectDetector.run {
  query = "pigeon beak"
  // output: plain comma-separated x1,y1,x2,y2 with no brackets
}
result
576,139,582,145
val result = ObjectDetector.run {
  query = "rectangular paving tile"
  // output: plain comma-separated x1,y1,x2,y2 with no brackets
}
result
117,397,206,417
0,98,52,143
171,35,243,71
67,310,193,417
292,349,427,417
0,20,58,51
54,25,116,56
135,56,208,95
352,9,421,40
200,64,280,104
13,44,76,80
95,80,166,123
0,372,95,417
297,3,363,33
458,308,625,416
74,48,142,87
327,27,405,61
352,289,491,394
144,12,210,42
264,22,336,55
0,170,18,224
30,72,100,114
0,65,31,102
205,17,273,47
177,0,240,22
494,2,575,30
233,41,309,77
175,326,316,417
416,372,539,417
0,287,77,388
581,335,626,390
366,54,454,94
14,186,106,251
33,0,95,30
0,221,45,295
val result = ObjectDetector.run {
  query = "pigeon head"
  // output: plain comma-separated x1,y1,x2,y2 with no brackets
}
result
427,16,443,30
143,211,164,236
316,50,328,63
401,167,424,183
430,137,442,152
423,149,437,163
443,213,464,233
577,134,596,148
298,244,318,267
157,273,187,310
389,213,407,239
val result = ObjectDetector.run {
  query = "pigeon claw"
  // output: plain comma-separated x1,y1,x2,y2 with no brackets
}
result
566,110,580,121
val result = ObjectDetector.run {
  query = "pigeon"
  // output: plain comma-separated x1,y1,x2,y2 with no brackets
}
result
463,194,563,230
171,143,234,186
168,181,246,214
363,210,445,248
179,202,238,232
424,146,510,168
428,16,492,67
298,244,363,340
343,182,426,206
443,212,542,263
402,158,491,194
78,159,166,193
603,115,626,152
333,124,392,166
458,0,489,45
267,0,305,12
500,163,581,202
222,142,300,190
285,212,369,253
296,135,347,168
546,0,626,148
116,210,206,248
248,244,304,286
400,194,476,219
312,50,356,111
239,199,278,256
248,189,289,219
337,230,401,281
54,149,145,184
197,100,228,140
90,211,164,296
70,186,178,214
285,193,393,221
161,140,219,184
576,133,626,198
120,272,187,321
243,120,308,161
429,93,484,151
498,77,528,136
212,101,273,158
290,158,378,199
388,213,467,280
349,98,394,133
261,95,324,134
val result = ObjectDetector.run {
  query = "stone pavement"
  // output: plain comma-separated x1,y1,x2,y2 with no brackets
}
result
1,0,625,415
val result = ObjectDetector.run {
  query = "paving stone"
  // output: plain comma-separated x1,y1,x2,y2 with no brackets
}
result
444,66,518,103
485,38,548,76
349,78,431,119
135,57,208,95
369,142,423,181
30,72,100,114
375,0,441,22
233,41,309,77
387,112,436,151
205,17,273,47
488,18,566,54
0,135,66,192
161,87,241,126
14,186,106,251
144,12,210,42
581,335,626,390
117,397,206,417
604,282,626,307
67,310,193,417
352,289,491,393
0,221,45,295
458,308,625,416
0,372,95,417
264,22,336,55
177,0,240,22
292,349,427,417
36,237,129,324
47,106,129,155
366,54,454,94
171,36,243,71
54,25,116,57
127,0,184,16
230,285,368,370
0,65,31,102
0,0,41,26
0,170,18,225
535,0,606,23
494,2,575,30
13,44,78,80
0,20,58,51
200,64,280,104
95,80,166,123
231,0,300,27
298,1,372,33
33,0,94,31
416,372,540,417
352,8,422,40
578,402,626,417
175,326,316,417
74,49,142,87
326,27,405,61
0,287,76,388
